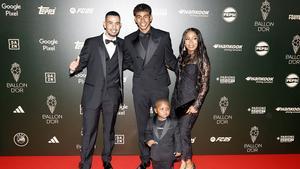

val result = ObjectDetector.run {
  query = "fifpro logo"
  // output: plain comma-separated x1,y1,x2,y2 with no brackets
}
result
223,7,237,23
38,5,56,15
13,132,29,147
6,63,29,93
285,35,300,65
1,3,21,16
254,0,274,32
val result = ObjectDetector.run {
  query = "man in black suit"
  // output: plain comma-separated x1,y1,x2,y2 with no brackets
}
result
123,3,177,169
69,11,123,169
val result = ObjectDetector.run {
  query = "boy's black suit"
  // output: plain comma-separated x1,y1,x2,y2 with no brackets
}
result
145,117,181,169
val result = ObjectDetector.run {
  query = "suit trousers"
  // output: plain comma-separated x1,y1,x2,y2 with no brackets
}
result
178,113,198,160
80,87,121,169
133,86,169,163
152,160,174,169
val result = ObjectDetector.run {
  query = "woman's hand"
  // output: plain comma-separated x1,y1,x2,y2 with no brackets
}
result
186,105,198,114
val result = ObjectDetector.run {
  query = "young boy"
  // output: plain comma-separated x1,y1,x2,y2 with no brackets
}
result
144,99,181,169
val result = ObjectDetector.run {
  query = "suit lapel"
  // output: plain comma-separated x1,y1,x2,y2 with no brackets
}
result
144,32,161,65
132,32,146,61
117,39,124,103
152,120,159,141
98,34,106,78
152,118,170,140
160,118,170,140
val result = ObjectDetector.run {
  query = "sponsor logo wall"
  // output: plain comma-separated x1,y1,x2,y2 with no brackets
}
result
1,0,299,155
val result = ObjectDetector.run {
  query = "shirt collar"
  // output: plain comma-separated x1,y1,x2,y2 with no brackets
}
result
139,28,152,37
103,32,117,41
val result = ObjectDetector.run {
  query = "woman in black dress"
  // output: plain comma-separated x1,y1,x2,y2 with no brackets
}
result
172,28,210,169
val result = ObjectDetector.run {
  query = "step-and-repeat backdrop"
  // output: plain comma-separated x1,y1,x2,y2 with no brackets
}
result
1,0,299,155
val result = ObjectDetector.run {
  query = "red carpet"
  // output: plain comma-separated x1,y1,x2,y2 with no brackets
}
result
0,154,299,169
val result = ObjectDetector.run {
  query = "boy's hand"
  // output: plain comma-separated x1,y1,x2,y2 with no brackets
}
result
174,152,181,157
147,140,158,147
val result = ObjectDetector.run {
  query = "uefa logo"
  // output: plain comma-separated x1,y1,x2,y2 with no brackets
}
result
223,7,237,23
285,73,299,88
255,41,269,56
13,132,29,147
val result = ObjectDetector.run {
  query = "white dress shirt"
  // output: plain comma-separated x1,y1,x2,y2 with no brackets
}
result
103,32,117,59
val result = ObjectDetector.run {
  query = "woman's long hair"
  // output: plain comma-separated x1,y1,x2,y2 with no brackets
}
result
177,28,209,88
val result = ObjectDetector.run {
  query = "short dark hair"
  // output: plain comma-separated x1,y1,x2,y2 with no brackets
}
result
154,98,170,109
105,11,120,19
133,3,152,16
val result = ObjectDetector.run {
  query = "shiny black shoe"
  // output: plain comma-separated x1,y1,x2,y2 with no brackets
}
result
103,161,113,169
136,161,150,169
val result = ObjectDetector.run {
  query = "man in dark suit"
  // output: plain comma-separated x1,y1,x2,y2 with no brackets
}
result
69,11,123,169
123,3,177,169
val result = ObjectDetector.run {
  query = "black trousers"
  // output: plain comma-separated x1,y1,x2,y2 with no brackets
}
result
152,160,174,169
178,113,198,160
80,87,121,169
133,86,169,163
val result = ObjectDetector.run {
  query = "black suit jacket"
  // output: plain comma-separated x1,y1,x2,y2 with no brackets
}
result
70,34,124,109
123,27,177,89
145,117,181,162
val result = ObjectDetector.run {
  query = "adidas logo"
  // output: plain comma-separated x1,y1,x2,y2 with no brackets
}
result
48,136,60,144
13,106,25,113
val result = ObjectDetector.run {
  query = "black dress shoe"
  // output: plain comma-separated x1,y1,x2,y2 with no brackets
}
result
103,161,113,169
136,161,150,169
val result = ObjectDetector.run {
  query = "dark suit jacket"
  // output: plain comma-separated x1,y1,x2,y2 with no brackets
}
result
145,117,181,162
123,27,177,89
70,34,124,109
